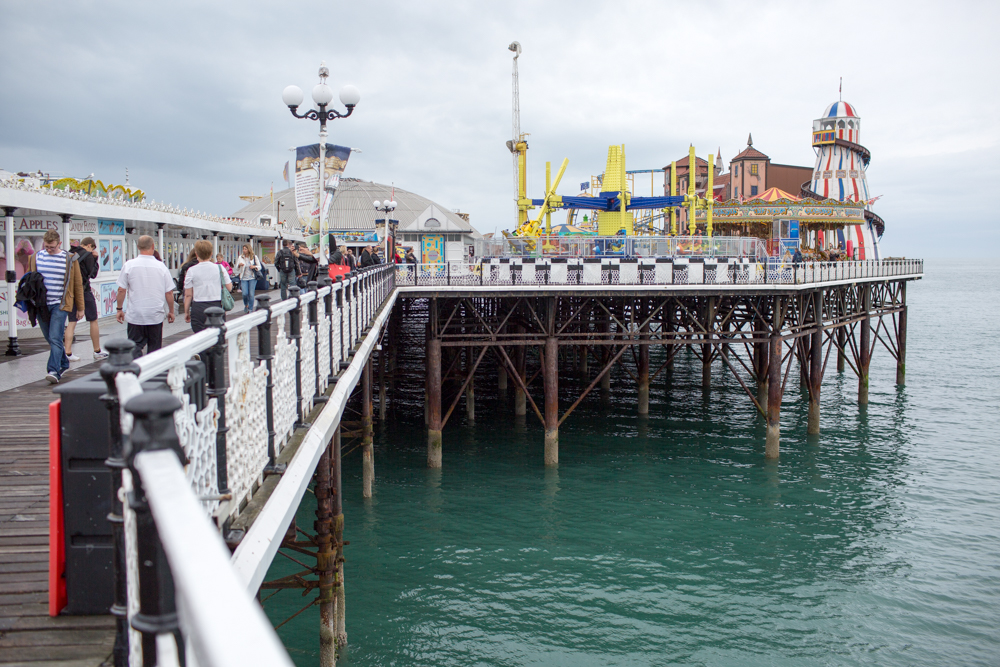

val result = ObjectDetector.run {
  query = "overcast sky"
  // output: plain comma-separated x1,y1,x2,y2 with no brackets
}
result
1,0,996,257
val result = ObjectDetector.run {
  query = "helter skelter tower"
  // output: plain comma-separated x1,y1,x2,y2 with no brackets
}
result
809,100,884,259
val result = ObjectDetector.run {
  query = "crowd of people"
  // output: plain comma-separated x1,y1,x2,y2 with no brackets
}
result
14,232,414,384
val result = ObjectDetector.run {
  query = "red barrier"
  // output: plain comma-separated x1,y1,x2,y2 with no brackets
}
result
48,399,66,616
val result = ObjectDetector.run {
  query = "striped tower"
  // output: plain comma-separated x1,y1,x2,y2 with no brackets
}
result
810,101,881,259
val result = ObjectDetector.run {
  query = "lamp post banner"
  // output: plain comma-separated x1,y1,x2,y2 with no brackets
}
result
294,144,352,234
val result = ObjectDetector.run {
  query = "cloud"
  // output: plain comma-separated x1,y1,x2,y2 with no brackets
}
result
1,0,996,256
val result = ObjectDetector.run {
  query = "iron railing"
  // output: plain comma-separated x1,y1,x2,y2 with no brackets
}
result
101,264,395,666
475,235,765,259
395,258,924,288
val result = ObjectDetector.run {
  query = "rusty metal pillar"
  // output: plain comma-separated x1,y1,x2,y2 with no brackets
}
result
466,346,475,422
638,300,650,415
702,296,716,389
896,282,907,385
755,317,769,412
765,298,783,459
544,335,559,466
332,425,346,649
807,290,823,434
599,309,611,393
378,344,387,422
315,442,336,666
664,304,675,375
427,334,443,468
837,325,846,373
859,284,871,405
362,359,374,498
514,324,526,417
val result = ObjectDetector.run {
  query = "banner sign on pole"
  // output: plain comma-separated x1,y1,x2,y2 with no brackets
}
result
294,144,351,234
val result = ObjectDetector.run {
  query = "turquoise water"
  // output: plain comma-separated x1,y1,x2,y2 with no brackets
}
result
264,260,1000,665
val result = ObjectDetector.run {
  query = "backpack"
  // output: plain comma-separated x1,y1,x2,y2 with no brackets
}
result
276,248,296,273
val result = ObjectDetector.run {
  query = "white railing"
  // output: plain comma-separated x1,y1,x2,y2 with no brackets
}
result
395,258,924,288
475,235,763,259
0,176,277,232
105,264,394,666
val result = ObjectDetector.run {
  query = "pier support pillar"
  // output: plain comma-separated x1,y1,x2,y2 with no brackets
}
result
332,426,346,648
807,291,823,435
859,285,871,406
315,442,336,666
896,282,907,385
466,345,475,422
498,364,507,396
514,328,526,417
544,336,559,466
638,315,650,416
378,346,387,422
599,313,611,394
837,326,846,373
754,325,769,412
362,359,374,498
427,336,443,468
702,296,716,389
766,332,782,458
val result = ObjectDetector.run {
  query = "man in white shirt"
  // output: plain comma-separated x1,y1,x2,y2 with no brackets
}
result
115,235,175,356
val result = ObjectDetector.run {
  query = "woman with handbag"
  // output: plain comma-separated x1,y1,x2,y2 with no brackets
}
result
234,244,262,312
185,240,234,332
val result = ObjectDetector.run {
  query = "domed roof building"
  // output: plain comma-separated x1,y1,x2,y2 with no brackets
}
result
233,178,481,262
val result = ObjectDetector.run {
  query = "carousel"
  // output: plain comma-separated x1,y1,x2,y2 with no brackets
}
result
700,187,868,261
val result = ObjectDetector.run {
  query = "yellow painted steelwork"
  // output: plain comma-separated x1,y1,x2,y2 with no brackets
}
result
515,138,532,225
598,145,632,236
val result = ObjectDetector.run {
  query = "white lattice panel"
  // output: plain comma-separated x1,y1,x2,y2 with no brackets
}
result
300,325,316,415
166,365,219,515
273,317,297,451
331,303,342,369
225,331,269,514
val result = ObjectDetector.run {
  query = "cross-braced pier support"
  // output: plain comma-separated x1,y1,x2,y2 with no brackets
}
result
405,275,914,465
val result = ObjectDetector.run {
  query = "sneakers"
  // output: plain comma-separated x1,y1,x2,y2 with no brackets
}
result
45,372,60,384
93,351,109,361
66,353,81,362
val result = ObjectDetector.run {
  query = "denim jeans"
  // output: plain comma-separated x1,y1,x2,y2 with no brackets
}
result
241,278,257,311
38,303,69,377
278,271,293,301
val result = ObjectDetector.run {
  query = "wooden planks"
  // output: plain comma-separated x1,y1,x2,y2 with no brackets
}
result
0,308,276,665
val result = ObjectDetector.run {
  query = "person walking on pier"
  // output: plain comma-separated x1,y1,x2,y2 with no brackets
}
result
116,235,175,357
64,236,105,362
235,244,262,312
295,242,318,285
274,239,298,300
185,240,232,332
28,230,85,383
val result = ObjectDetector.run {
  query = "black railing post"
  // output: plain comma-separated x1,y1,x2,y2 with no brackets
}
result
288,285,306,427
123,391,188,667
101,339,140,667
203,307,231,507
255,295,283,475
344,275,353,353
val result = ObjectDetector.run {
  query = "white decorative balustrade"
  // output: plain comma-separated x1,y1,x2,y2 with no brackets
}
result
105,265,395,666
395,258,924,288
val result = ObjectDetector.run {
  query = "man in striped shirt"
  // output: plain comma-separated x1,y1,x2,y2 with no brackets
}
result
27,230,85,383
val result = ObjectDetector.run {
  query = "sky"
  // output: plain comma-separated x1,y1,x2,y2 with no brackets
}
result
1,0,997,258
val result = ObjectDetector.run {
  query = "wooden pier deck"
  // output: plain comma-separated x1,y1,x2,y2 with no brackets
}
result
0,309,265,666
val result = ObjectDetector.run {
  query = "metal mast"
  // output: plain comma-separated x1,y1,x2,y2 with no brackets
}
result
506,41,530,227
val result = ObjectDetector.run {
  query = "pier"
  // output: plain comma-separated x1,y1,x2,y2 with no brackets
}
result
0,248,921,665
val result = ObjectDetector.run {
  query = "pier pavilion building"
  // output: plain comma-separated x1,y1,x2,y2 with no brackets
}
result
231,178,482,263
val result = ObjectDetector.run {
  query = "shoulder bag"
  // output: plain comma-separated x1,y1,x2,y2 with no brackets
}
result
219,265,235,312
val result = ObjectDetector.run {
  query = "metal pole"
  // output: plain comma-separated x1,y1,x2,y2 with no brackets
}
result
319,121,328,268
101,339,139,667
859,284,871,405
315,441,336,667
3,206,20,356
896,281,907,385
427,297,442,468
765,297,783,459
808,290,823,434
544,296,558,466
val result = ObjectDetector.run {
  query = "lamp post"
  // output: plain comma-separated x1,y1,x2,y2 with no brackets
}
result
282,62,360,269
374,199,396,263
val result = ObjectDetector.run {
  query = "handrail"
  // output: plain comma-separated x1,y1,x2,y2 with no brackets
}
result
135,450,294,667
102,263,396,666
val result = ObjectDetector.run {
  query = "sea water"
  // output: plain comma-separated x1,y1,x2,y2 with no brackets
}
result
264,259,1000,666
